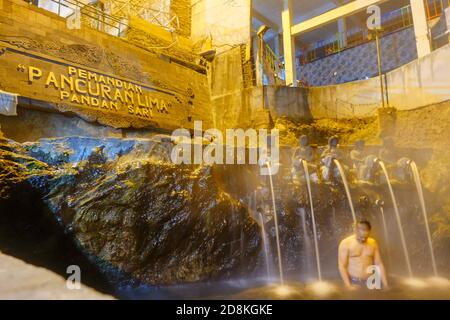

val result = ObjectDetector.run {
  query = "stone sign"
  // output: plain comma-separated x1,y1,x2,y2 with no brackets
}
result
0,43,191,131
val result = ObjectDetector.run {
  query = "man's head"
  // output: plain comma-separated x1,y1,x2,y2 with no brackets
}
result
354,220,371,243
354,139,365,151
299,135,309,147
329,136,339,148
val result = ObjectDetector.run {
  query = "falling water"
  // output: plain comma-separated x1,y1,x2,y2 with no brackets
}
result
299,207,313,275
378,160,413,277
301,160,322,281
377,203,392,268
333,159,356,222
266,163,284,284
410,161,438,276
258,213,271,280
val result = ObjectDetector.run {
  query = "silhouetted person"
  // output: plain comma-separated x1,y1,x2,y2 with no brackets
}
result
350,140,366,168
292,135,314,164
291,135,318,183
378,136,397,165
351,140,376,182
320,136,345,182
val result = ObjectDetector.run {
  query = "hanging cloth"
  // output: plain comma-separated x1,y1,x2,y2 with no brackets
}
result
0,90,18,116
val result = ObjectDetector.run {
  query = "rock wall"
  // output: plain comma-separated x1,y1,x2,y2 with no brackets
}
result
2,133,448,288
380,101,450,194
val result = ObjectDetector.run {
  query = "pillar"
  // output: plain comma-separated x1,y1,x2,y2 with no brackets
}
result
282,0,297,87
337,18,347,48
410,0,432,58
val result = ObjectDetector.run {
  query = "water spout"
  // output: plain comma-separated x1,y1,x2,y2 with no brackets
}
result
409,161,438,277
377,160,413,277
266,162,284,284
298,207,313,276
375,199,392,268
258,212,271,280
333,159,356,222
301,160,322,281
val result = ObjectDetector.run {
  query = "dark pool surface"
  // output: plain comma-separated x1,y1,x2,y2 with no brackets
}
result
115,276,450,300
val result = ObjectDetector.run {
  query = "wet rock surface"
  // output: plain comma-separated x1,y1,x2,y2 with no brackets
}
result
0,133,449,297
0,136,262,288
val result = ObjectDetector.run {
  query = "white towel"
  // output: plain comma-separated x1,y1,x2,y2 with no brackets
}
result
0,90,18,116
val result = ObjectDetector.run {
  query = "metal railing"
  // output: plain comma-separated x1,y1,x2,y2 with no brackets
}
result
300,0,449,65
264,44,284,80
426,0,448,19
33,0,180,36
37,0,129,36
106,0,180,32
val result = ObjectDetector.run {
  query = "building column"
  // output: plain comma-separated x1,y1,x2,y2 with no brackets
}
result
410,0,431,58
282,0,297,87
447,7,450,43
337,18,347,48
255,35,265,86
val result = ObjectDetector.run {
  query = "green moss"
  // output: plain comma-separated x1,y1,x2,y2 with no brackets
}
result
275,116,380,147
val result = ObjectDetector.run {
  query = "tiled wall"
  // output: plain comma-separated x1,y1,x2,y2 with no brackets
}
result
298,28,418,87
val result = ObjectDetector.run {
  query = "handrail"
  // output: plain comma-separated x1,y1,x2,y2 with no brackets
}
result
264,44,282,75
40,0,129,36
300,0,449,65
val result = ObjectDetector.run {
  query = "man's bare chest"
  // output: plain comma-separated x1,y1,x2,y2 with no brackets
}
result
349,242,374,258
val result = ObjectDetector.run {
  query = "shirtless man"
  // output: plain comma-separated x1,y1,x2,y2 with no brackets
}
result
338,220,389,290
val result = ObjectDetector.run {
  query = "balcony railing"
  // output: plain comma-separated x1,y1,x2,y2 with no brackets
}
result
33,0,180,36
37,0,129,36
264,44,284,81
299,0,449,65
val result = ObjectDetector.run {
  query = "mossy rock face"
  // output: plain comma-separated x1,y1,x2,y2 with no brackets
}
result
377,107,398,138
275,117,380,147
0,138,263,285
0,132,449,288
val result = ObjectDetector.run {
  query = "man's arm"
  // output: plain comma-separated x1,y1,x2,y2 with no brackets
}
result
338,240,353,289
373,240,390,289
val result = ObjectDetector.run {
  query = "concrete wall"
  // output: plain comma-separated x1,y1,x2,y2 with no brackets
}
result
212,85,312,131
308,43,450,118
191,0,251,53
0,0,212,137
0,0,305,137
210,47,311,131
209,45,312,130
210,47,268,130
